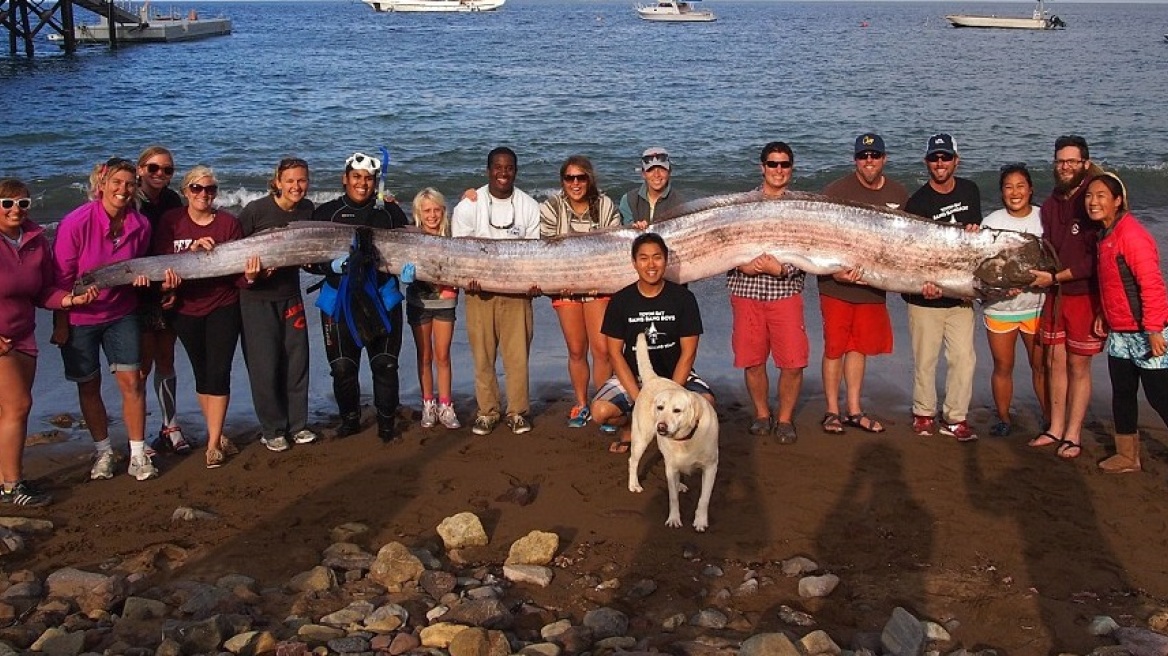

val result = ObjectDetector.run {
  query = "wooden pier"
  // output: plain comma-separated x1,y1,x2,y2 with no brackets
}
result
2,0,146,55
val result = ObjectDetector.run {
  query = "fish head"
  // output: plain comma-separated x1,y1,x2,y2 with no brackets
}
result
972,233,1060,299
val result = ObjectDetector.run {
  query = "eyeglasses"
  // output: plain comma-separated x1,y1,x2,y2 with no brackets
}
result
0,198,32,210
145,163,175,176
188,183,219,196
346,152,381,174
562,174,589,183
926,153,956,163
855,151,883,161
1055,158,1085,168
763,160,793,169
488,196,514,230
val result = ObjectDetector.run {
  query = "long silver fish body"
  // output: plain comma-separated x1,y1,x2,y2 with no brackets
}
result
75,192,1056,300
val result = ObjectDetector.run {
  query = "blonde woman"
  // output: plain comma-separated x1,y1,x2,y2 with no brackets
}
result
407,188,460,430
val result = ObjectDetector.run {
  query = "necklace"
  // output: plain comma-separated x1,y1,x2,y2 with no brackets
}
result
488,195,514,230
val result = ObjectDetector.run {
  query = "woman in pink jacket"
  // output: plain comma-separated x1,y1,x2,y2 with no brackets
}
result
53,158,176,484
1089,172,1168,474
0,179,96,505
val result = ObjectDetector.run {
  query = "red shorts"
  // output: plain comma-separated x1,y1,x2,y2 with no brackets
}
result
730,294,809,369
1039,293,1104,355
819,295,893,359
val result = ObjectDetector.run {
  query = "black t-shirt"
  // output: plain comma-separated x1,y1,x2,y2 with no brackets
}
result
903,177,982,308
601,280,703,379
237,195,315,301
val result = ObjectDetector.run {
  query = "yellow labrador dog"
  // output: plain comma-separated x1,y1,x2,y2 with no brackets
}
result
627,333,719,532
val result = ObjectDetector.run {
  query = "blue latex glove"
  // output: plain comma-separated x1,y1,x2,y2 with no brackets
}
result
400,263,416,284
330,256,348,274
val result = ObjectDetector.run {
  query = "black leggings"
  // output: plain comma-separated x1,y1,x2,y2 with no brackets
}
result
174,304,242,396
1108,355,1168,434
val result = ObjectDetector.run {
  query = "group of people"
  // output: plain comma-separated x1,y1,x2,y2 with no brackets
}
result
1,133,1165,506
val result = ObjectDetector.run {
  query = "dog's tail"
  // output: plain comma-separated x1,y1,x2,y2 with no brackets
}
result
635,332,659,384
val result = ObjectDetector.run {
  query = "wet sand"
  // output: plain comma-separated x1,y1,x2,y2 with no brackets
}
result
11,278,1168,653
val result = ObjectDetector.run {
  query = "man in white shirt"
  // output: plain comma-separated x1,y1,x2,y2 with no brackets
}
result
451,147,541,435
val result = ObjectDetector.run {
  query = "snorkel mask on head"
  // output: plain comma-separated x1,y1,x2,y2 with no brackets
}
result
345,152,382,177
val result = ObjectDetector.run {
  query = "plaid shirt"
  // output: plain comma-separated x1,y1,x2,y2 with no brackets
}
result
726,264,805,301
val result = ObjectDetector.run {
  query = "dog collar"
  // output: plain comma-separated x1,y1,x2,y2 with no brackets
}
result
675,423,699,441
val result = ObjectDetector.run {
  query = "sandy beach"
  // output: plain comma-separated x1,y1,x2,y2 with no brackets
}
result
8,277,1168,653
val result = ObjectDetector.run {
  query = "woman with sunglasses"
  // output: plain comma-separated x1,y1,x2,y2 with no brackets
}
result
156,167,255,469
237,157,317,451
979,164,1047,438
1089,173,1168,474
0,180,97,505
136,145,191,455
539,155,621,428
54,158,174,483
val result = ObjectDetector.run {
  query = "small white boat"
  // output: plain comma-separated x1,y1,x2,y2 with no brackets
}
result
363,0,504,12
945,0,1064,30
636,0,716,23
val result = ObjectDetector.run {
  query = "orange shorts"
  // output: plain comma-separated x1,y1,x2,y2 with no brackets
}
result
984,314,1040,335
1039,293,1104,355
819,295,893,359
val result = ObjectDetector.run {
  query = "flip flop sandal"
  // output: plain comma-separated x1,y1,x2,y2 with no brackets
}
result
1057,440,1082,459
821,412,845,434
844,412,885,433
1028,431,1061,448
608,440,631,454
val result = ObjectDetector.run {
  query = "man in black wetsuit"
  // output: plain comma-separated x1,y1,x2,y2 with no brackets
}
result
309,153,410,442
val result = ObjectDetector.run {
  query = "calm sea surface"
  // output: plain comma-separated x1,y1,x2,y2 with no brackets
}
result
2,0,1167,220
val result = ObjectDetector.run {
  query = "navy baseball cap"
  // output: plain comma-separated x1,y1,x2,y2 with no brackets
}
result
854,133,886,156
925,133,958,157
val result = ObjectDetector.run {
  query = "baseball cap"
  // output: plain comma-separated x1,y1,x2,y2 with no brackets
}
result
854,133,886,156
641,147,671,172
925,134,958,157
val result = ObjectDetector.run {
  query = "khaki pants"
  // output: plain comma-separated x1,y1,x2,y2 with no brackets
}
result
464,293,534,419
907,303,976,423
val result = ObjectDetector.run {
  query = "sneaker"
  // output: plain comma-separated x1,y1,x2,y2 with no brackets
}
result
912,414,937,436
205,448,225,469
990,420,1012,437
160,426,192,454
420,400,438,429
438,403,461,430
940,420,979,442
337,413,362,438
567,404,590,429
599,423,618,435
471,415,498,436
505,413,532,435
221,435,239,456
261,434,290,452
128,454,159,481
1,480,52,507
291,429,318,445
90,450,115,480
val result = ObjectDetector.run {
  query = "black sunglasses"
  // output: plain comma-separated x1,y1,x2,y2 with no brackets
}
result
926,153,956,163
763,160,793,169
0,198,32,210
855,151,883,161
562,174,589,183
145,163,175,176
188,183,219,195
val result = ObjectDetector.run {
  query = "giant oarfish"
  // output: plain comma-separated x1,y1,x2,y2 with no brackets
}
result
74,192,1057,300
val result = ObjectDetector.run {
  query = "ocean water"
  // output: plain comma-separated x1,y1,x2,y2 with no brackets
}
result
1,0,1167,220
2,0,1166,440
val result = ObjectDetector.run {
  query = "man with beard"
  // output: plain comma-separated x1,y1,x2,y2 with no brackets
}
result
903,134,982,442
451,147,542,436
1027,135,1103,459
309,153,410,442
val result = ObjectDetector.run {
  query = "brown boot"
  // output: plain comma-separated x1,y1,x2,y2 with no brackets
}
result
1098,433,1142,474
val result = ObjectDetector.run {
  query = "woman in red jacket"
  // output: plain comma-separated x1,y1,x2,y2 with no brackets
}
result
1089,172,1168,473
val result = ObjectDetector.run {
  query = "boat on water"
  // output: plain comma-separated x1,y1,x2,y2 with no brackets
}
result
362,0,504,13
636,0,716,23
51,0,231,44
945,0,1064,30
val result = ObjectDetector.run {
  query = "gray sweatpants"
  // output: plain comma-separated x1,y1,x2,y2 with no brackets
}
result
240,296,310,438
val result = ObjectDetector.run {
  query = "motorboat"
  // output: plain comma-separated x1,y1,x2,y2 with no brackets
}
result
945,0,1065,30
636,0,716,23
362,0,504,12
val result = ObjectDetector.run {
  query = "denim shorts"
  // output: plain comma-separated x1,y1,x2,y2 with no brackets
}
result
406,304,456,327
593,372,713,416
62,314,141,382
